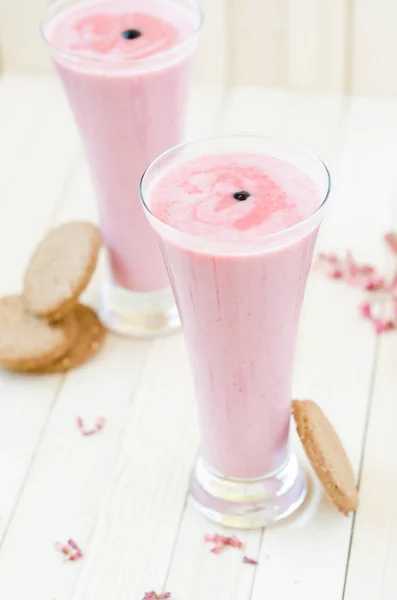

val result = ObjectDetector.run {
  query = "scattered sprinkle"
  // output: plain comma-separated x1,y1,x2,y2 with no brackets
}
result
359,302,396,333
67,538,82,552
374,318,395,334
204,533,244,554
55,539,83,562
243,556,258,565
359,302,372,318
76,416,106,437
385,232,397,255
54,542,70,557
318,235,397,335
317,251,384,291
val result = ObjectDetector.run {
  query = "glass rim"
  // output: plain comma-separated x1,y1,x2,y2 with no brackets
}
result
41,0,204,69
140,132,332,246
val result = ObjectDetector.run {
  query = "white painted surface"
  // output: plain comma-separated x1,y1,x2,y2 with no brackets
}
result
230,0,286,86
0,0,52,73
351,0,397,96
0,75,396,599
287,0,348,91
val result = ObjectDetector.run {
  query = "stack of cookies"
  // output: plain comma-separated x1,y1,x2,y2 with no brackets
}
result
0,222,107,374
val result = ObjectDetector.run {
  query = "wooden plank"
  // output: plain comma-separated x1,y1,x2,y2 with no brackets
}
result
194,0,228,85
0,325,152,599
352,0,397,96
252,96,397,599
231,0,287,86
287,0,347,92
0,74,78,558
343,335,397,600
342,103,397,600
0,75,79,293
67,336,196,600
0,83,223,600
0,0,52,73
167,515,262,600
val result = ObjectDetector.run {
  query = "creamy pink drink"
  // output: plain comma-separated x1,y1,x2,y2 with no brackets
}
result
42,0,202,336
141,135,330,528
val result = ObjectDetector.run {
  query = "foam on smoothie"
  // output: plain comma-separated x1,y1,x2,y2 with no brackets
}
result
150,152,323,240
46,0,195,61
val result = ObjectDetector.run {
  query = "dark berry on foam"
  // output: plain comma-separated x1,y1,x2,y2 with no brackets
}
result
122,29,142,40
233,191,250,201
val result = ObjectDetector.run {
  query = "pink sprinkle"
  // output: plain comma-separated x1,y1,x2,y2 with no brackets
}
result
55,539,83,563
385,232,397,255
204,532,244,554
243,556,258,565
223,536,244,550
143,593,171,600
374,319,396,335
76,416,106,437
317,251,382,290
96,416,106,429
330,268,344,279
68,539,81,552
55,543,70,556
204,533,224,545
67,551,83,562
318,245,397,335
318,252,339,264
365,276,385,291
359,302,396,335
359,303,372,318
83,428,99,437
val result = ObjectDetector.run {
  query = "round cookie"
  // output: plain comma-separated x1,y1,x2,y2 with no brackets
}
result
32,305,106,373
0,296,77,372
23,222,102,320
292,400,359,515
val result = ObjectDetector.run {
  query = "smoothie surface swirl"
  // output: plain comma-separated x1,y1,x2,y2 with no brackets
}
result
149,152,323,240
46,0,195,61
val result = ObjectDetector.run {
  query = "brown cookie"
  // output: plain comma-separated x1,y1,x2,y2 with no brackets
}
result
32,304,106,373
292,400,359,515
23,222,102,320
0,296,77,372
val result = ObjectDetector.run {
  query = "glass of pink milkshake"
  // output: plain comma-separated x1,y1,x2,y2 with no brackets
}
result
42,0,202,336
141,134,331,528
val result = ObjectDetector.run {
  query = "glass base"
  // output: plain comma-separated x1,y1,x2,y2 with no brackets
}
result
99,278,181,338
190,453,307,529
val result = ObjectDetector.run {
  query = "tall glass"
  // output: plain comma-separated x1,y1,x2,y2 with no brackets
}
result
141,134,330,528
42,0,202,337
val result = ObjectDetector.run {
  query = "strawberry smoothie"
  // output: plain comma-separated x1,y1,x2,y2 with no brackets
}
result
42,0,202,335
142,135,330,526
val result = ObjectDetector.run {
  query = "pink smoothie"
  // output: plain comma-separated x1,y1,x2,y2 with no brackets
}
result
147,152,323,479
44,0,199,292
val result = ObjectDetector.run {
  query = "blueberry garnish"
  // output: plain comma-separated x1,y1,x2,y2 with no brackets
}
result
122,29,142,40
233,191,250,201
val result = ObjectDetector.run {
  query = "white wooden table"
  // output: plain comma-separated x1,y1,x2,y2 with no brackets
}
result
0,74,395,600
